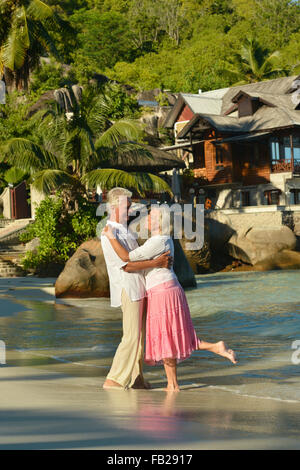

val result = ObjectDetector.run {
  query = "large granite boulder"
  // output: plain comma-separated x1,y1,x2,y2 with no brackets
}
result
254,249,300,271
55,238,110,298
205,212,235,251
227,225,297,265
178,219,211,274
55,230,197,298
173,239,196,288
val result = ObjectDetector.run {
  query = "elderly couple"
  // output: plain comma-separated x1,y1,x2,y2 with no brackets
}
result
101,187,237,392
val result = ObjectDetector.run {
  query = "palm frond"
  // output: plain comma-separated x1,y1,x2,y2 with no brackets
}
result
260,50,281,74
28,19,59,59
31,169,80,194
27,0,54,21
80,86,110,125
64,127,96,173
82,169,172,196
82,169,141,193
133,172,172,196
0,138,59,173
95,120,143,148
4,167,28,185
1,7,29,70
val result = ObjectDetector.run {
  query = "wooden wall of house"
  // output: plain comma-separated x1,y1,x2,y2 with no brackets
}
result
177,104,194,122
193,132,234,184
192,136,271,186
231,142,270,185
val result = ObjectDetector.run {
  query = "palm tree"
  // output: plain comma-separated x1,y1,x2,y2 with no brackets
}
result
0,0,68,91
0,86,172,209
223,38,289,85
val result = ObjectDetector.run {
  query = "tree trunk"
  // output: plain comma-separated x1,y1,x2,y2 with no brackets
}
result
3,59,29,93
3,67,15,93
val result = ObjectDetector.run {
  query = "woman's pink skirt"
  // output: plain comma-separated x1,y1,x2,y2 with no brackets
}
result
145,279,199,366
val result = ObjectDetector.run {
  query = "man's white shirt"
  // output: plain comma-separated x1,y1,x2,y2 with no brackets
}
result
101,220,146,307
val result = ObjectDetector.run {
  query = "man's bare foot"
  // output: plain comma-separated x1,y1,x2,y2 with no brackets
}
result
214,341,238,364
103,379,123,390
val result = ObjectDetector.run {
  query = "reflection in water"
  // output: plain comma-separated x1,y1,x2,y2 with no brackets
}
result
104,390,188,440
102,388,256,442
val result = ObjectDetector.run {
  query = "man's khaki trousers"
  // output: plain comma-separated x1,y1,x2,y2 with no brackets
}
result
106,289,146,389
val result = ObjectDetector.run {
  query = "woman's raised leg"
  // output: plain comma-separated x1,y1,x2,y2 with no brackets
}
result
198,339,237,364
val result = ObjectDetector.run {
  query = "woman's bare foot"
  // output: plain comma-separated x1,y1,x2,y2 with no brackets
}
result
214,341,237,364
164,385,180,392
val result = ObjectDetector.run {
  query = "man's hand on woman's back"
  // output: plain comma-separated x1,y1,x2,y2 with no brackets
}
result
154,251,173,269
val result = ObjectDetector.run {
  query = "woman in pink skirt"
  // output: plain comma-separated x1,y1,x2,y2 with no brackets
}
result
103,206,237,391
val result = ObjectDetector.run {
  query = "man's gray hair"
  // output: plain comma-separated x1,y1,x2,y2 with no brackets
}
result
107,187,132,207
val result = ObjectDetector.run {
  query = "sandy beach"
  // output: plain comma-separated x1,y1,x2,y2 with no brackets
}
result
1,355,300,450
0,275,300,450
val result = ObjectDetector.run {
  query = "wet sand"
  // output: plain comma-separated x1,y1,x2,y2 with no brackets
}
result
0,276,300,449
1,354,300,449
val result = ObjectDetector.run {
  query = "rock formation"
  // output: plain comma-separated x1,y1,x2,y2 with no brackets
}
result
227,225,297,265
55,238,110,298
254,249,300,271
55,233,197,298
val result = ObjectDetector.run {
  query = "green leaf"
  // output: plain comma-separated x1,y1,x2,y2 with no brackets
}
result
82,169,172,196
0,138,58,173
31,169,80,194
95,120,143,148
1,7,29,70
27,0,54,21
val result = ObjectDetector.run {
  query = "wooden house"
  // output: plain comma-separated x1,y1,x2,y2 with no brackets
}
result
164,76,300,208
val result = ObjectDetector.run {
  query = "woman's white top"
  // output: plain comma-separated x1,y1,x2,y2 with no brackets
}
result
129,235,177,291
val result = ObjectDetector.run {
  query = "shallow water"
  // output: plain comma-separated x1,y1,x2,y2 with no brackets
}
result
0,270,300,404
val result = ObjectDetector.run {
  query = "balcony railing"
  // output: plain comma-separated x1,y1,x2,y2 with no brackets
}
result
271,159,300,173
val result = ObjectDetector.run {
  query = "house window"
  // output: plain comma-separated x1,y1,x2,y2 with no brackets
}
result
264,189,281,205
270,138,281,160
291,136,300,161
270,136,300,161
291,189,300,204
241,190,250,206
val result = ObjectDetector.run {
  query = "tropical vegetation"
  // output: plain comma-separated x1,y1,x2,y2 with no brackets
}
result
0,85,171,208
1,0,300,272
1,0,300,95
19,194,99,274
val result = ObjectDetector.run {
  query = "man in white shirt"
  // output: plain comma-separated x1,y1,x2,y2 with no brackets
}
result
101,187,171,390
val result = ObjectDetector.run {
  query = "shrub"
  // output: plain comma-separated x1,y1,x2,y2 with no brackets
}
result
19,194,100,275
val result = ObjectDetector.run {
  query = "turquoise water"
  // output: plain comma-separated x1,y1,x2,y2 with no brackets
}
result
0,270,300,403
